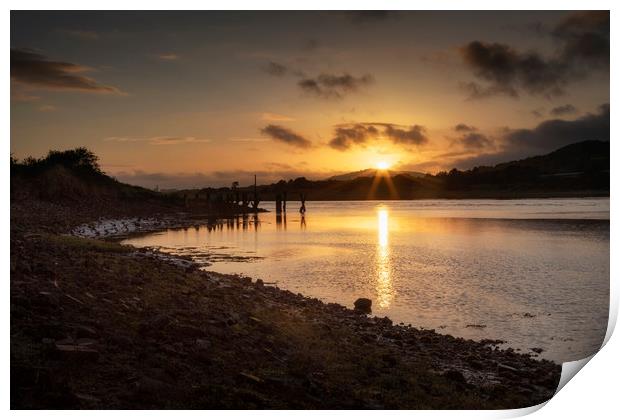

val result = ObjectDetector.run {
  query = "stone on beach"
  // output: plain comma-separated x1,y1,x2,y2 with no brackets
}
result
354,298,372,313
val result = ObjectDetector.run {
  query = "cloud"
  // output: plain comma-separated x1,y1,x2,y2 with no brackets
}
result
459,81,517,100
157,53,180,61
328,122,428,150
459,42,567,98
104,136,211,145
329,124,379,150
264,61,288,77
384,124,428,145
298,73,373,99
260,124,312,148
505,103,609,151
459,11,609,99
456,132,494,149
454,123,476,132
450,124,494,149
261,112,296,122
262,60,374,100
550,104,577,116
445,104,609,169
11,48,124,94
61,29,100,40
552,11,610,68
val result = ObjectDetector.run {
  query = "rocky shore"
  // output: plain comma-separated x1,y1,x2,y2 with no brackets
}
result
10,198,561,409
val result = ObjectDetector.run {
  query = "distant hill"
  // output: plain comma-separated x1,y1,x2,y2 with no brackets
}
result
228,140,609,200
328,168,426,181
491,140,609,174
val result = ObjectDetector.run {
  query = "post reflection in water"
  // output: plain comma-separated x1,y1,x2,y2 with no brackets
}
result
375,207,394,309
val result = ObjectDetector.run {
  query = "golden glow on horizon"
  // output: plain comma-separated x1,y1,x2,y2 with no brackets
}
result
375,161,391,170
375,207,394,309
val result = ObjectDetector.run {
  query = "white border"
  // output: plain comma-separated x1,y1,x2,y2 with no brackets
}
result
4,2,617,418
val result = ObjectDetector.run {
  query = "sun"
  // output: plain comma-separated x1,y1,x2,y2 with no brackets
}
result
375,161,391,170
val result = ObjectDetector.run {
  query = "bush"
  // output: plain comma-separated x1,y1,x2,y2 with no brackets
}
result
11,147,104,177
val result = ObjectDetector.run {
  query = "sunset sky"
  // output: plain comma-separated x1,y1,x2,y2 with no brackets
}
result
10,11,609,188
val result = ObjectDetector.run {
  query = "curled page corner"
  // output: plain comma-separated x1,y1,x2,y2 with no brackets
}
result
601,279,618,348
499,400,550,418
555,355,595,395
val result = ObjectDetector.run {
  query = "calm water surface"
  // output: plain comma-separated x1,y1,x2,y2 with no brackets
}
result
123,199,609,362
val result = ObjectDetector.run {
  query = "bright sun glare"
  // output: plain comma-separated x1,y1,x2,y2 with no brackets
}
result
375,161,390,170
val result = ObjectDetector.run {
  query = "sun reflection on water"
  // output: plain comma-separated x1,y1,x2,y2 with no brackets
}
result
375,207,394,309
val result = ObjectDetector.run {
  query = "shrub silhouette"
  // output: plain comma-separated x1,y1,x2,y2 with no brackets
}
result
12,147,103,178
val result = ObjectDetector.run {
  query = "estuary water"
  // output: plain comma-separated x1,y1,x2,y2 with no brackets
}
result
122,198,610,362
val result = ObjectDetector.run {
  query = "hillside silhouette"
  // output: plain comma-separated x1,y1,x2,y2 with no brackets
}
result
230,140,609,200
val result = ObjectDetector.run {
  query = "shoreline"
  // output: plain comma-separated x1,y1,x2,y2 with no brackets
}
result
72,211,608,364
11,200,562,409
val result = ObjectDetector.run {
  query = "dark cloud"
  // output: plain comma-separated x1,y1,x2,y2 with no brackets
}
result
447,104,609,168
552,11,610,68
451,124,494,149
329,124,379,150
460,41,567,98
384,124,428,145
260,124,312,148
298,73,373,99
550,104,577,116
262,60,373,100
329,122,427,150
10,48,123,94
531,109,545,118
264,61,288,77
457,132,494,149
454,123,476,132
506,103,609,151
459,11,609,99
459,81,517,100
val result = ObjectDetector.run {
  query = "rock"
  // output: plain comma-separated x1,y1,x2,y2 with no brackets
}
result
73,324,98,339
354,298,372,313
239,371,263,383
53,343,99,362
497,362,519,373
444,369,466,383
75,393,101,403
135,376,169,395
195,338,210,349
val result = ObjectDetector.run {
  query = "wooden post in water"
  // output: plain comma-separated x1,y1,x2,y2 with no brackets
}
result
251,174,260,212
275,193,282,214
